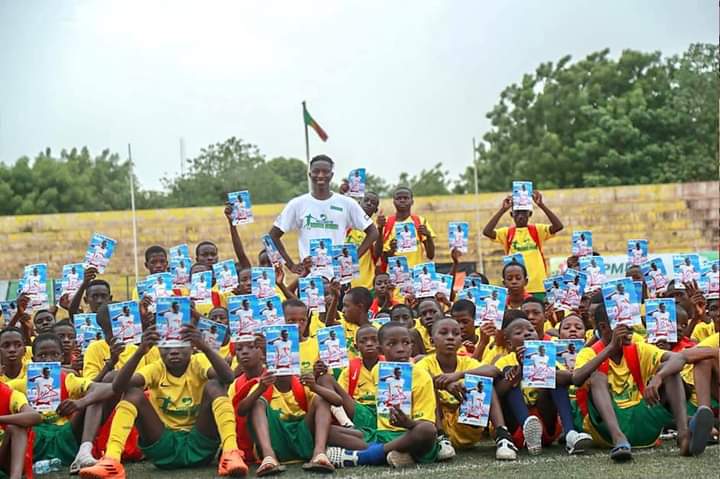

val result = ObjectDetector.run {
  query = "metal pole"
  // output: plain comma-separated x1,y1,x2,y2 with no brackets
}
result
303,101,311,194
128,143,139,285
473,137,484,273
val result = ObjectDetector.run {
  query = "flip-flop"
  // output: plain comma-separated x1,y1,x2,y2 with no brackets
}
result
256,456,285,477
610,442,632,462
302,453,336,473
689,405,714,456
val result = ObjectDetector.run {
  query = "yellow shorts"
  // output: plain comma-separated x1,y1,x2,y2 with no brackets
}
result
441,407,486,449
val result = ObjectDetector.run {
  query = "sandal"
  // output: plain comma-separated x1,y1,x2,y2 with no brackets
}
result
688,405,714,456
302,453,336,473
256,456,285,477
610,442,632,462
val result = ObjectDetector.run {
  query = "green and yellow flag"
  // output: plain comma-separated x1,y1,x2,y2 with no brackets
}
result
303,104,328,142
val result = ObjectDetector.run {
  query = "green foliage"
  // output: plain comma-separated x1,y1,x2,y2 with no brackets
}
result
456,43,719,192
395,163,452,196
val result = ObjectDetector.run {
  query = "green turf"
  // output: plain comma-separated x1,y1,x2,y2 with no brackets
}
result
47,440,717,478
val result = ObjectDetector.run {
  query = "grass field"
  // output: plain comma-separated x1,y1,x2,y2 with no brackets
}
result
47,440,717,478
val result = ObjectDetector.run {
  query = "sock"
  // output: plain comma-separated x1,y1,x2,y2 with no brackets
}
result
506,387,530,425
550,386,575,434
212,396,239,453
78,441,94,456
330,405,353,427
106,400,137,461
356,443,386,466
495,425,512,442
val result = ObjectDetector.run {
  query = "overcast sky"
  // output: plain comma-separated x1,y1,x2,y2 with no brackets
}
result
0,0,715,190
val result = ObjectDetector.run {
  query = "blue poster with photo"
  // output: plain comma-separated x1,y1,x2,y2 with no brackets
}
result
555,339,584,371
544,275,565,310
332,243,359,284
228,190,254,225
641,258,670,297
310,238,334,279
412,262,438,298
522,340,556,389
448,221,469,254
156,297,191,347
108,301,142,344
645,299,677,344
559,269,587,311
395,223,418,253
299,276,325,313
253,295,285,327
347,168,366,198
169,243,190,259
0,301,18,326
512,181,533,211
388,256,412,294
27,362,62,412
317,325,348,369
214,260,239,293
20,263,49,312
476,285,507,329
251,267,276,299
198,318,228,351
704,260,719,299
673,254,701,284
571,231,593,257
170,257,191,287
190,271,213,303
437,273,453,297
263,324,300,376
502,253,525,268
377,361,412,421
602,278,642,328
74,313,102,352
627,239,648,266
261,234,285,266
579,256,606,291
458,374,493,427
60,263,85,299
83,233,116,273
228,294,260,340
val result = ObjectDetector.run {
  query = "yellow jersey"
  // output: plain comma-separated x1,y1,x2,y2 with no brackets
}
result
383,216,435,269
300,338,320,374
479,339,509,366
697,332,719,348
494,224,553,294
691,321,716,343
495,352,539,406
415,354,481,409
136,355,211,431
347,229,375,289
337,361,379,406
416,325,434,354
83,341,161,379
249,381,315,421
377,366,435,431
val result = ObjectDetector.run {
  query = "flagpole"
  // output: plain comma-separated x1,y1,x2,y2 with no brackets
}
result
128,143,139,285
473,137,484,274
302,101,311,193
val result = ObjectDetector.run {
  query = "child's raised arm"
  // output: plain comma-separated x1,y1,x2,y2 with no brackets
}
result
68,267,98,317
323,280,341,327
183,324,235,384
532,191,563,234
572,326,627,387
356,223,379,259
482,196,512,240
268,226,303,274
224,204,252,270
301,374,342,406
236,372,276,416
112,327,158,393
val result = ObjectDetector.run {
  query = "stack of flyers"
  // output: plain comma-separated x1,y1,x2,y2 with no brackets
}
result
83,233,116,273
457,287,479,304
560,269,587,311
476,285,507,329
254,295,285,327
377,362,412,422
412,262,437,298
522,340,556,388
60,263,84,299
332,244,359,284
704,260,719,299
437,274,453,297
395,223,418,253
602,278,642,328
645,299,677,343
20,263,49,312
156,297,191,347
227,190,254,225
458,374,493,427
571,231,593,257
263,324,300,376
108,301,142,344
627,239,648,266
310,238,334,279
673,254,701,284
347,168,366,197
169,244,190,259
261,234,285,266
448,222,469,253
388,257,412,293
555,339,584,371
198,318,228,351
544,275,564,309
641,258,670,297
190,271,213,303
251,267,276,299
0,301,18,325
27,362,61,412
502,253,525,267
214,260,239,293
317,325,349,369
579,256,606,291
228,295,260,340
512,181,533,211
74,313,103,351
299,277,325,313
170,257,191,287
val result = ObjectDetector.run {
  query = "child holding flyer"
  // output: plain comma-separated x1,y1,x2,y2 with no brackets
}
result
378,187,435,269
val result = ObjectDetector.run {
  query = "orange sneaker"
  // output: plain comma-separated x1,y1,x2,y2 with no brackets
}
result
218,449,249,477
79,457,125,479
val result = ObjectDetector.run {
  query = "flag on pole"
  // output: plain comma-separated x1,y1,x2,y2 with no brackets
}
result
303,104,328,142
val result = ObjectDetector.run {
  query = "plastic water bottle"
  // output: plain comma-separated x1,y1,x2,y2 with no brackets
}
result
32,458,62,475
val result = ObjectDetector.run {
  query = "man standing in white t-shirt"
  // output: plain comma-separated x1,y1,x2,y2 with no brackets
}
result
269,155,378,274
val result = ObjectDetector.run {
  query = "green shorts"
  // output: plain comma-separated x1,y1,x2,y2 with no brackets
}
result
352,403,378,443
250,403,315,463
587,396,674,447
140,426,219,469
376,428,440,464
570,399,586,433
33,421,79,465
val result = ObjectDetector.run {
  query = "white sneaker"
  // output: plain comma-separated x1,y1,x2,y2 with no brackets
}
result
436,435,456,461
69,452,97,475
523,416,543,455
495,437,518,460
325,447,359,468
386,450,415,468
565,430,593,455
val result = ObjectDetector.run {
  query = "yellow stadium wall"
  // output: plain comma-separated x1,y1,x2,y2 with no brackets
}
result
1,181,717,299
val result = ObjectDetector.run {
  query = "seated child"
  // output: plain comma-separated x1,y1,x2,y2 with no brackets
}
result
413,298,444,355
450,300,480,356
0,327,27,390
80,324,247,478
0,372,42,479
53,319,80,372
572,305,712,460
503,261,531,310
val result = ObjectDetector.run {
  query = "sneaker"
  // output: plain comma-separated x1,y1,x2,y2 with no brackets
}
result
386,451,415,468
523,416,543,455
495,437,518,460
565,430,593,455
326,447,359,468
217,449,248,477
79,457,125,479
70,452,98,475
436,435,456,461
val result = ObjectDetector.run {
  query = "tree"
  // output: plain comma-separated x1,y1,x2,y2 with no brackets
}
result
456,43,719,192
395,163,452,196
